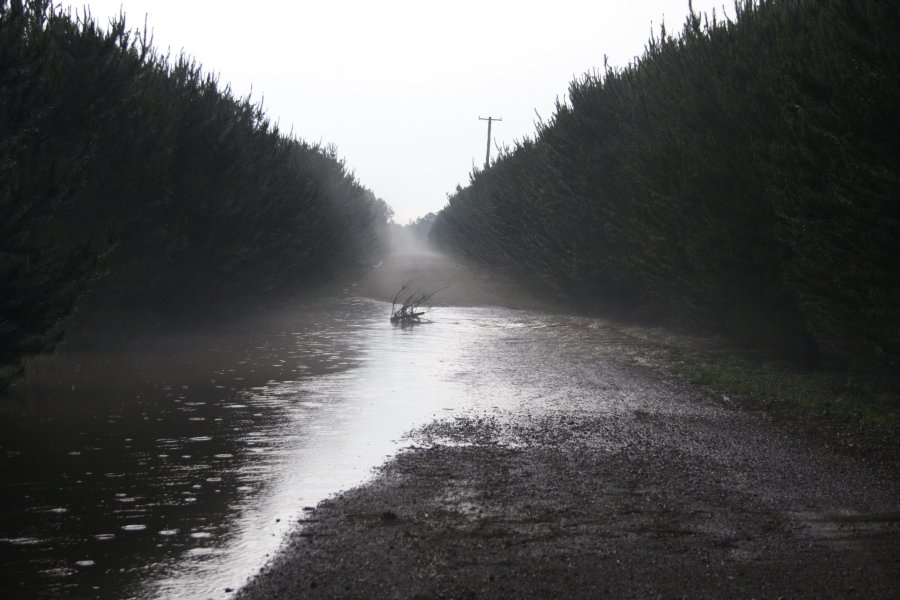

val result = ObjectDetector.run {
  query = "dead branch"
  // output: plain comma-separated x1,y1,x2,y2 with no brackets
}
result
390,284,446,325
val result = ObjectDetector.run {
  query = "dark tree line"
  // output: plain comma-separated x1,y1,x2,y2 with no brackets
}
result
432,0,900,370
1,1,390,389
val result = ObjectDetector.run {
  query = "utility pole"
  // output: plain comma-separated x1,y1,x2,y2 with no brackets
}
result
478,116,502,169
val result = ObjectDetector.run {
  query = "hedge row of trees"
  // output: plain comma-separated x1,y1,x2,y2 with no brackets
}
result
1,1,390,388
432,0,899,369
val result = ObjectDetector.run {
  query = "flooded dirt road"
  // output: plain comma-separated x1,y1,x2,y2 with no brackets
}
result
1,295,543,598
2,250,897,598
241,252,896,599
239,304,899,599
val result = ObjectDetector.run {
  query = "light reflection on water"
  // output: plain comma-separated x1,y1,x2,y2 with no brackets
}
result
0,298,531,599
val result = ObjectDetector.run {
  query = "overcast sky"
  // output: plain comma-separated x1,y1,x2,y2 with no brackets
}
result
65,1,728,223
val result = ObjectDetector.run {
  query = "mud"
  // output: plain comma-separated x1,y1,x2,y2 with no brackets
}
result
238,325,899,598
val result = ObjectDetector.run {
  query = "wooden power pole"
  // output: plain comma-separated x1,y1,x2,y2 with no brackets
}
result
478,116,502,169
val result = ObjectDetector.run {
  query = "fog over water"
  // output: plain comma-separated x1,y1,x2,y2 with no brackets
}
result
2,288,579,598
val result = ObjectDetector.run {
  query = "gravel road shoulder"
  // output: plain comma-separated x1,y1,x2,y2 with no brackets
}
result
238,360,899,599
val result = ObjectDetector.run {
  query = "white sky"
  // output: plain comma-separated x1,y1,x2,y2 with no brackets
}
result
65,1,728,223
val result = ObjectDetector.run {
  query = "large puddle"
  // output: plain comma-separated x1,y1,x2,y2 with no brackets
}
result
1,297,560,599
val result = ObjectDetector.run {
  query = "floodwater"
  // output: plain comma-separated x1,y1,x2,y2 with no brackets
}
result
1,297,555,599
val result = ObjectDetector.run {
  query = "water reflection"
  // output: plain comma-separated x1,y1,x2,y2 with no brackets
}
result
0,298,529,599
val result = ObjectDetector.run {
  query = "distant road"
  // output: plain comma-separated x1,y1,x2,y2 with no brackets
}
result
351,244,549,309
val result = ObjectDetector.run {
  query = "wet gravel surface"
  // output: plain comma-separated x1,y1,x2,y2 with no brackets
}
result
238,350,899,599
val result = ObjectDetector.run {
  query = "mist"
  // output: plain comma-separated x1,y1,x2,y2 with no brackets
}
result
2,1,897,598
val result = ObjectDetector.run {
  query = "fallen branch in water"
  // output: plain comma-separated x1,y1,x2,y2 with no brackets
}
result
390,283,445,325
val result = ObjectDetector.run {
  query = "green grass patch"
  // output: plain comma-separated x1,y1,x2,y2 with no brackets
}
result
666,350,899,428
